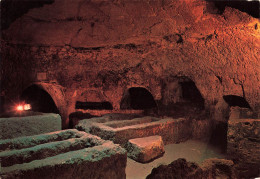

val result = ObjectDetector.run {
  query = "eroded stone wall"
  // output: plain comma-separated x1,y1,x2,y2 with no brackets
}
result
1,0,259,127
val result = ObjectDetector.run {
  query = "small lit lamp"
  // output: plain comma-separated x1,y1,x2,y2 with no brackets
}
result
16,105,24,111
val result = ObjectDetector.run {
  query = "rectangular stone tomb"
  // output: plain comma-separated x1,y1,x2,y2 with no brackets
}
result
127,135,165,163
0,113,61,139
0,129,127,179
76,116,191,146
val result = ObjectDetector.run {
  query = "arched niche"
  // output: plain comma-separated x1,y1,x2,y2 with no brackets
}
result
75,90,113,110
120,87,157,110
21,84,60,114
160,76,205,118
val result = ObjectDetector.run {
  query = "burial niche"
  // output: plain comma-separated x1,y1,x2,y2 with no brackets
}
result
21,84,59,114
160,77,205,118
120,87,157,110
75,101,113,110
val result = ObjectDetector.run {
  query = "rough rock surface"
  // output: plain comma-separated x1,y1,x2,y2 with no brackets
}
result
200,159,237,179
227,117,260,178
146,158,237,179
127,135,164,163
0,113,61,139
191,118,212,140
0,0,259,128
0,129,127,179
0,129,83,151
229,106,256,120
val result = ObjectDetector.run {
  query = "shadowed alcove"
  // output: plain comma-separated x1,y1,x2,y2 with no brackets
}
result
160,77,205,119
75,101,113,110
210,95,251,153
21,85,59,114
120,87,157,110
223,95,251,109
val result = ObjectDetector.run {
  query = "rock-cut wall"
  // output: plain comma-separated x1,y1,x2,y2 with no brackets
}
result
1,0,259,128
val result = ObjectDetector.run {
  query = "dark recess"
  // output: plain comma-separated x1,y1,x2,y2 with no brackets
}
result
207,0,259,18
210,95,251,153
75,101,113,110
210,121,228,153
1,0,54,30
0,95,5,114
180,81,205,109
223,95,251,108
159,78,205,119
21,85,59,114
120,87,157,110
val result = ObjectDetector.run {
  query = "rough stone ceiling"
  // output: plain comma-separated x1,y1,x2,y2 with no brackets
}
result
1,0,259,31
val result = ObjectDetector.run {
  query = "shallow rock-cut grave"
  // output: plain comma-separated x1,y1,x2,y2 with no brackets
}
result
0,113,61,140
146,158,237,179
227,117,260,178
76,116,191,146
0,129,127,179
127,135,164,163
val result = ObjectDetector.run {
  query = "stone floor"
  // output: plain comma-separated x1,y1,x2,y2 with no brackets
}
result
126,139,226,179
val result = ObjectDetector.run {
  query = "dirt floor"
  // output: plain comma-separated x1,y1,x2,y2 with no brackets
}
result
126,140,226,179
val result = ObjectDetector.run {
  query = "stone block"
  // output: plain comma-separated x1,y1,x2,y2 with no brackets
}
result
0,113,61,139
0,129,127,179
126,135,164,163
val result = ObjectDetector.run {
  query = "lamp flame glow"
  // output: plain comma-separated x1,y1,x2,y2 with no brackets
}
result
16,104,31,111
16,105,24,111
24,104,31,110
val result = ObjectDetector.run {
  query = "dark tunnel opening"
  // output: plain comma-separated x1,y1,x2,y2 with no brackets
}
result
120,87,157,110
160,78,205,119
210,121,228,153
21,85,59,114
180,81,205,109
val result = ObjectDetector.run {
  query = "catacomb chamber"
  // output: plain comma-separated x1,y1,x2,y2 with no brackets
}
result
0,0,259,178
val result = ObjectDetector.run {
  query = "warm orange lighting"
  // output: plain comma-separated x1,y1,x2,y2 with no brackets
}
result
24,104,31,110
16,105,24,111
16,104,31,111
